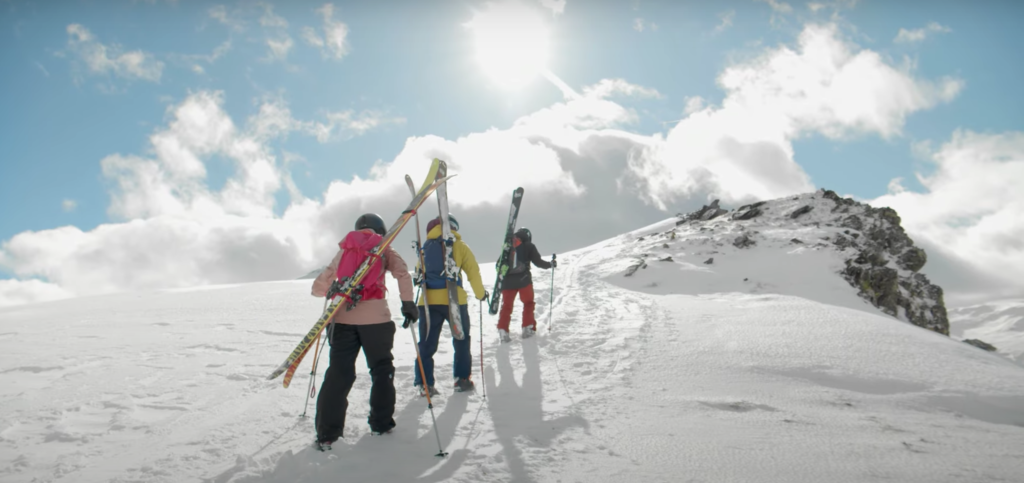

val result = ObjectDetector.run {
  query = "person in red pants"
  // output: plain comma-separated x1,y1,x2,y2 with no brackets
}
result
497,227,555,342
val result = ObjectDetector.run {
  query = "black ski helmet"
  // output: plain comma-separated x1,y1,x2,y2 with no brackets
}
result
355,213,386,236
515,227,532,243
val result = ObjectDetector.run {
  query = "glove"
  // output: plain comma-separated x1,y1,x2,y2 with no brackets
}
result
551,259,558,268
400,301,419,325
478,290,490,302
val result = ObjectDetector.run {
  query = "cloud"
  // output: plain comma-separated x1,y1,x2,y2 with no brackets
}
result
537,0,566,15
895,22,951,44
872,130,1024,304
0,279,73,308
715,9,736,33
259,3,288,28
62,199,77,212
208,5,245,31
302,3,350,60
626,23,963,209
34,61,50,77
65,24,164,83
633,18,645,32
582,78,663,100
169,39,232,75
265,36,293,62
758,0,794,13
0,23,965,307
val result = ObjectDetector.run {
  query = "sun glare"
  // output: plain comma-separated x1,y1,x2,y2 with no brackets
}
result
466,2,551,90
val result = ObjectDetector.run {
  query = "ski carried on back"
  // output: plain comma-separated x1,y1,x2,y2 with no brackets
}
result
433,162,465,340
268,159,452,387
488,187,525,315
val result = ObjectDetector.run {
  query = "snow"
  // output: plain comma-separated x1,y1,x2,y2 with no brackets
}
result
950,299,1024,364
2,212,1024,482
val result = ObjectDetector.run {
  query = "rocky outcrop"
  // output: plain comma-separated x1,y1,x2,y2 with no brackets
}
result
822,192,949,335
677,199,728,225
963,339,998,352
674,188,950,336
733,234,756,249
732,201,766,221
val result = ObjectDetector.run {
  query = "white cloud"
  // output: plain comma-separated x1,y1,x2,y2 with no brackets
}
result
582,78,663,100
265,36,293,62
873,130,1024,303
0,279,73,308
538,0,566,15
715,9,736,33
259,3,288,29
170,39,232,75
633,18,645,32
626,23,963,209
758,0,794,13
65,24,164,83
34,61,50,77
62,199,77,212
302,3,350,60
895,22,951,44
209,5,245,31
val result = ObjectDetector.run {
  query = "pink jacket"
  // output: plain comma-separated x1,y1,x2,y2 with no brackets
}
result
311,233,414,325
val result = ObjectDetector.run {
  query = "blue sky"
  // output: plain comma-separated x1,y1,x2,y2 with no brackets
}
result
2,0,1023,306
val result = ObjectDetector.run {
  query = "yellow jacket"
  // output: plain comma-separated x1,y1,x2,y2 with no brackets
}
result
416,225,487,306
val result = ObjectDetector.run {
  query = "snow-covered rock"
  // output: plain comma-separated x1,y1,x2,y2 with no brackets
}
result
626,189,949,335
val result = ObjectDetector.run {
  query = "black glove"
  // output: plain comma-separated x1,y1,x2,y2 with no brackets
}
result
400,301,418,325
478,290,489,302
551,259,558,268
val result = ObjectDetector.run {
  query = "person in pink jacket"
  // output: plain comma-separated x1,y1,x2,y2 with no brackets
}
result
310,213,418,447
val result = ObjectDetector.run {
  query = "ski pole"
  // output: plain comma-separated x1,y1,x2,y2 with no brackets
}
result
407,316,448,458
301,298,330,418
548,254,556,331
479,297,486,399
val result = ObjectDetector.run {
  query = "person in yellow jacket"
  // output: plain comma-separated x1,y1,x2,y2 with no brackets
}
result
413,214,488,395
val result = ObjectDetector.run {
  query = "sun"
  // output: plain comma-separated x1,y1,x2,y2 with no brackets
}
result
465,1,551,90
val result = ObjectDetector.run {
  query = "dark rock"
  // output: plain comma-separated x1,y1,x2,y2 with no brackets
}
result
843,265,900,317
678,199,730,224
733,234,756,249
898,247,927,272
963,339,997,352
732,207,763,221
790,238,804,244
840,215,864,231
822,189,842,203
625,259,648,277
790,205,814,219
659,256,674,262
834,235,858,251
662,243,670,249
704,257,714,265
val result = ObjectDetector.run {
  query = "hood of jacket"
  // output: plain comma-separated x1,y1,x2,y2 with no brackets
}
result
426,225,463,241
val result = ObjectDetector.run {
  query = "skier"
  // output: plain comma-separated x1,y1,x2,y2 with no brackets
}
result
310,213,419,448
497,227,556,342
414,214,488,395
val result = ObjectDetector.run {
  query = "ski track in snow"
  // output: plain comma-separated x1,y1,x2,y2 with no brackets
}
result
1,217,1024,482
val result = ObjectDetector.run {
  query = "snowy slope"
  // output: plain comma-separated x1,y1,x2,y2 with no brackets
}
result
2,214,1023,482
950,299,1024,363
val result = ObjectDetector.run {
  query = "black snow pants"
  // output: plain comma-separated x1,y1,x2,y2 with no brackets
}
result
315,321,396,441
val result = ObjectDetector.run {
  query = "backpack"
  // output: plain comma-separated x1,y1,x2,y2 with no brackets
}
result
421,238,462,289
507,238,528,275
335,230,387,302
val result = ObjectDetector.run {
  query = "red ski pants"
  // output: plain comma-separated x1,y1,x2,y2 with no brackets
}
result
497,285,536,331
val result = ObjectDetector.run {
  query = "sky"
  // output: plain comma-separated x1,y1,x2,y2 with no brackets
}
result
1,0,1022,307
